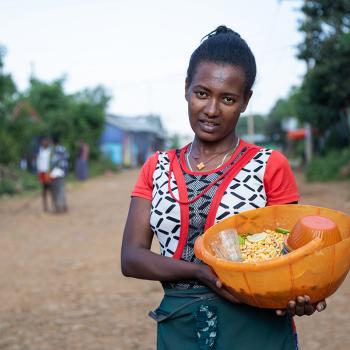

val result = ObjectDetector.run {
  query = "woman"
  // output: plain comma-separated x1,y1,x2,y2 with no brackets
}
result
121,26,326,349
75,139,89,181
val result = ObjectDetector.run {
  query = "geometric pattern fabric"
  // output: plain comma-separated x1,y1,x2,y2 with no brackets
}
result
150,148,272,288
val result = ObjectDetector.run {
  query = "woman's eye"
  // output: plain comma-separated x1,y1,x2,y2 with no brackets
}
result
195,91,208,98
223,96,234,104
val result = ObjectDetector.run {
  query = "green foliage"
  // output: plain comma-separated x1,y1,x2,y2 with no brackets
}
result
8,77,110,167
296,1,350,149
298,0,350,63
88,157,120,177
268,88,300,122
69,87,109,160
0,127,20,165
0,46,16,103
0,165,40,195
0,44,111,195
26,77,69,116
0,47,111,167
305,147,350,181
0,48,20,165
0,177,18,195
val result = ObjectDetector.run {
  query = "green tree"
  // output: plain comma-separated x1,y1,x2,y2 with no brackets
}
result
296,0,350,149
0,46,19,165
69,86,110,159
0,46,16,103
18,78,111,163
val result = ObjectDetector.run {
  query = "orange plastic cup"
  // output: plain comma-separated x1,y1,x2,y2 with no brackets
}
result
286,215,342,251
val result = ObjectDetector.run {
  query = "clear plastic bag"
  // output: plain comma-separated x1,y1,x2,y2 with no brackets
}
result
210,229,243,261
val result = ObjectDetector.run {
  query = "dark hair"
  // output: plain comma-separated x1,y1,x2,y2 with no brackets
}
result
52,134,60,144
186,25,256,95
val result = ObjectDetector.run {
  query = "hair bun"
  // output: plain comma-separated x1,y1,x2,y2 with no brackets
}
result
215,25,233,34
202,25,240,41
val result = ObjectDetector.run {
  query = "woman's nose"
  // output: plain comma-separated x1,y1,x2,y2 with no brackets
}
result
204,98,219,117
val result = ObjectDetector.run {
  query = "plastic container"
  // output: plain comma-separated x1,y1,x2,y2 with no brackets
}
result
209,229,242,261
286,215,342,251
194,205,350,309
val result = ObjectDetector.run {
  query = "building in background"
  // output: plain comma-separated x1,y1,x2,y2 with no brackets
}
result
100,114,166,167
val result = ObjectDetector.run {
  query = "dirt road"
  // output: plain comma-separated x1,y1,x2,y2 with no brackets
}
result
0,170,349,350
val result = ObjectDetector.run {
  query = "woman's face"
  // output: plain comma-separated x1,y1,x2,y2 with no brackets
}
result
185,61,251,143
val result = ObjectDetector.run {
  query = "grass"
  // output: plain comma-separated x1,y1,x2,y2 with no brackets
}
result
305,147,350,182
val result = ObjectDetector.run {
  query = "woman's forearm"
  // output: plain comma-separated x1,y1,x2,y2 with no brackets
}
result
121,246,201,282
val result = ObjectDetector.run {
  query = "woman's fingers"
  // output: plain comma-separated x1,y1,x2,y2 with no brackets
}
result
277,296,327,317
278,298,306,317
303,295,316,315
287,300,296,317
295,296,308,316
316,300,327,312
200,268,240,304
276,309,286,316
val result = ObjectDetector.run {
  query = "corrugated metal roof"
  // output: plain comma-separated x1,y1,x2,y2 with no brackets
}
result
106,114,165,137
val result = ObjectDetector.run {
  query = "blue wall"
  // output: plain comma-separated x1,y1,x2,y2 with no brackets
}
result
101,143,123,165
100,122,162,166
100,124,124,143
100,123,124,165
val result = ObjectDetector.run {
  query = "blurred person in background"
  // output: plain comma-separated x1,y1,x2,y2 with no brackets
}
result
75,139,89,181
121,26,327,350
50,135,69,213
36,136,52,212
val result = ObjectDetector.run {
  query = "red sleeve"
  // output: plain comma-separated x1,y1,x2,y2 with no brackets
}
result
264,150,299,205
131,152,158,201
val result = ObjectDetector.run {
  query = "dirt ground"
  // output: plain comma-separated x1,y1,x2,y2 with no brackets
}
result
0,169,349,350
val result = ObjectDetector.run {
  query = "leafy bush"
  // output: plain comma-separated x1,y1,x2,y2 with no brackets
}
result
88,157,120,177
0,177,18,195
0,127,20,165
305,147,350,182
0,165,40,195
20,171,41,191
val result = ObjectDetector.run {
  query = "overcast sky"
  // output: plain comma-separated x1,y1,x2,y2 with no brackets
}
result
1,0,305,135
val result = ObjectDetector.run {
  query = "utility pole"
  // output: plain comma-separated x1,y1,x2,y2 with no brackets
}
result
247,113,255,143
304,122,313,163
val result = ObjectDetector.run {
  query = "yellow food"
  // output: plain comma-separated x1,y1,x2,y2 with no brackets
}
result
241,229,285,263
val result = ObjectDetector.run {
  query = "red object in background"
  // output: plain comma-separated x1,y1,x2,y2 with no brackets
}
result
287,129,306,140
38,172,52,185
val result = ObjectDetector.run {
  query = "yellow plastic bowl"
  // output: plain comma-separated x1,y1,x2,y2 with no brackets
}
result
194,205,350,309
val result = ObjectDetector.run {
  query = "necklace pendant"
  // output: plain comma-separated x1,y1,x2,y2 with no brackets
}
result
196,162,205,170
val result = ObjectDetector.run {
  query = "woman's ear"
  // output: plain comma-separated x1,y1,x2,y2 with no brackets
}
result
241,90,253,113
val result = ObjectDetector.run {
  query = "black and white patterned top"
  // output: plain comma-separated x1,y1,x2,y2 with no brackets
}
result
129,140,301,290
148,142,276,289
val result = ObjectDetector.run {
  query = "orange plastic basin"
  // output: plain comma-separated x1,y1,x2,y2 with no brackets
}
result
194,205,350,309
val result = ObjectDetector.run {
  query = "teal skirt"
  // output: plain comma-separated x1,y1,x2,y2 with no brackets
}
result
150,287,298,350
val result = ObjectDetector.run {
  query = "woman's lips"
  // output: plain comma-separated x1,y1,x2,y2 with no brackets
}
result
199,120,219,133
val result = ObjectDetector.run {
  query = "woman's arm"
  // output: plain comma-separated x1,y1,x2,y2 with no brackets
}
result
121,197,239,302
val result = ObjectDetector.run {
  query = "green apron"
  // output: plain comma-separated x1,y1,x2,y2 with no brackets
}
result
150,287,298,350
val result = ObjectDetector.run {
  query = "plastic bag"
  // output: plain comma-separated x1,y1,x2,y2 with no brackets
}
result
210,229,243,261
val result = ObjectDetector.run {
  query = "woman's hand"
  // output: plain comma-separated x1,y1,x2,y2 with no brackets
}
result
196,264,241,304
276,295,327,317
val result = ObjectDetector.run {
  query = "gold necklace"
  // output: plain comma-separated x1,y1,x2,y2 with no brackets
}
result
187,138,240,171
